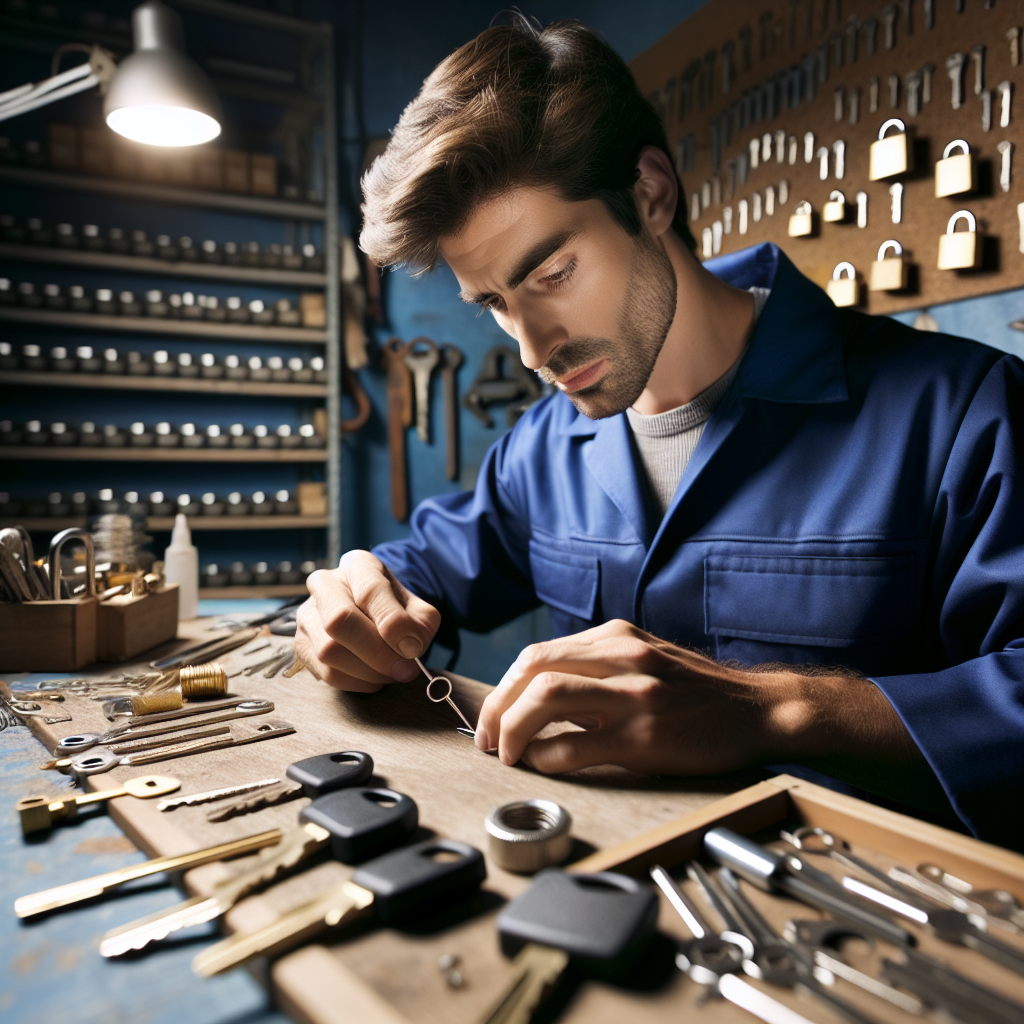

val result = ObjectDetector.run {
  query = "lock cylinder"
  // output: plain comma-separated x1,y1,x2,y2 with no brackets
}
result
935,140,975,198
937,210,981,270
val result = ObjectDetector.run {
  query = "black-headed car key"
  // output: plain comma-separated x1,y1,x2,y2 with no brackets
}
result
193,838,487,975
101,786,417,957
481,870,659,1023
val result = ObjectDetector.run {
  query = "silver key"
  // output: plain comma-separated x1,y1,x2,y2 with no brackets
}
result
159,778,280,811
997,140,1014,194
817,146,829,181
946,53,965,110
206,780,303,821
833,140,846,179
856,191,868,228
404,340,440,443
888,73,900,109
848,86,861,125
971,44,986,95
882,3,897,49
921,61,935,104
803,131,814,164
889,182,903,224
906,71,922,117
997,81,1013,129
981,89,992,132
869,75,879,112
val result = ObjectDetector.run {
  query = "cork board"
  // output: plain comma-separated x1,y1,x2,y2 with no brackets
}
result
6,632,761,1024
630,0,1023,314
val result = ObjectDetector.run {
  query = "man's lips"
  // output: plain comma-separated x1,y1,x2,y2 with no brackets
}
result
556,359,607,394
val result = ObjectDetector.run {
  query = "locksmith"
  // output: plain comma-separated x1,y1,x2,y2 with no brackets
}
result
297,17,1024,849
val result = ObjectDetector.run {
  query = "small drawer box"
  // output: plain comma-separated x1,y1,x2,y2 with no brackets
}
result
97,585,179,662
0,597,97,671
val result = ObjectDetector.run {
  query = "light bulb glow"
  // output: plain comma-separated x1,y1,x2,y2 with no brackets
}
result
106,105,220,147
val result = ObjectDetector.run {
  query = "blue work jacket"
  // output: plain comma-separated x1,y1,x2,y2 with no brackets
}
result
375,243,1024,848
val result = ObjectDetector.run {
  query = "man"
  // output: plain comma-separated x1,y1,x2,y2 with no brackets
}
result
297,17,1024,848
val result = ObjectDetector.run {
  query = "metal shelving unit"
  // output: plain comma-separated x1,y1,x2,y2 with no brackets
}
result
0,370,327,398
0,447,327,462
2,515,327,531
0,306,326,342
0,242,327,286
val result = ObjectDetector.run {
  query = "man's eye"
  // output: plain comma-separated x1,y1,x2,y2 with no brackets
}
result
477,296,505,317
540,258,577,290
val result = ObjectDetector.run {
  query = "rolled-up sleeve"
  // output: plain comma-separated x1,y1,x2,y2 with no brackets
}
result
872,355,1024,848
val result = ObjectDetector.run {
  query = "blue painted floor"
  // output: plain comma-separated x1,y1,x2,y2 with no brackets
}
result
0,721,291,1024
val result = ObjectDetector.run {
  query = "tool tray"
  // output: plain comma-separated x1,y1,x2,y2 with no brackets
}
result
7,633,1024,1024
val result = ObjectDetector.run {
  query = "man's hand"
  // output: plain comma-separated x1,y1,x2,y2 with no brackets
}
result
475,619,920,776
295,550,441,692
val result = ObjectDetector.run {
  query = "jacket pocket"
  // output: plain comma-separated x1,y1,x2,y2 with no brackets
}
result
528,538,600,622
704,553,913,647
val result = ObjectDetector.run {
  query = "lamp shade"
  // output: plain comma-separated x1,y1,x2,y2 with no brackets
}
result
104,1,222,147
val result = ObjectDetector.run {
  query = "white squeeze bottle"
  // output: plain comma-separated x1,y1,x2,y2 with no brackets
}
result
164,513,199,619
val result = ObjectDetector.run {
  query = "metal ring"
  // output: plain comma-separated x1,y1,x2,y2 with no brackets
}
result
484,799,573,873
425,676,453,703
56,733,99,755
69,747,119,778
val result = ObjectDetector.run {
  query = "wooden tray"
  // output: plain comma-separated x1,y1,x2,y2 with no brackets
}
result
8,638,1023,1024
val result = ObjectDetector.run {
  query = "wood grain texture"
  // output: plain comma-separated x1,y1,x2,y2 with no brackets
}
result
630,0,1023,315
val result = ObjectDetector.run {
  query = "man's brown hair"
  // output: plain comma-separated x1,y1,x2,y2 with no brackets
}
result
360,15,695,273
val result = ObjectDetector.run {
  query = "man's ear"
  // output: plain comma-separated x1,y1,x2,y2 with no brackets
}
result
634,146,678,238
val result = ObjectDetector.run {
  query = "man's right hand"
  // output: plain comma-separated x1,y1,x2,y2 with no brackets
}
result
295,550,441,692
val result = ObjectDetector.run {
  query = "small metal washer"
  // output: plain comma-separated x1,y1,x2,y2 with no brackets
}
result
484,798,572,873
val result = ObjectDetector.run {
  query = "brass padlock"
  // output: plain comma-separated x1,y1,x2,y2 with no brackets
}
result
869,239,909,291
787,200,815,237
935,140,976,197
822,190,848,223
937,210,981,270
825,262,859,307
869,118,914,180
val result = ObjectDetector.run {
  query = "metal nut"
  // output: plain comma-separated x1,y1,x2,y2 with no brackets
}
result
484,799,572,873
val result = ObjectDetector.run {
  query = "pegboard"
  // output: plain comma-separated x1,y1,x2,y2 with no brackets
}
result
630,0,1023,314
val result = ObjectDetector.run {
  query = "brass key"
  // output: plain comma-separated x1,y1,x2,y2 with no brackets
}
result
15,828,283,918
17,775,180,835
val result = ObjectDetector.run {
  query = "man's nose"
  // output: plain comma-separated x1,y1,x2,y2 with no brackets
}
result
512,310,565,371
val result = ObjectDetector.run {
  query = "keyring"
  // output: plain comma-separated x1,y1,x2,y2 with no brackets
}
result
415,659,477,736
426,676,453,703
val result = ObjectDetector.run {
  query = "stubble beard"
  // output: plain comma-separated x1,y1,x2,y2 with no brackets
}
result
537,230,678,420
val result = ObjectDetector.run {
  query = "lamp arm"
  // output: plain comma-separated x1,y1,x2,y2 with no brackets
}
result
0,46,116,124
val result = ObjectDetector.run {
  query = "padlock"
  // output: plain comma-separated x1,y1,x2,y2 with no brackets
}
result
825,262,859,307
869,239,909,291
787,200,815,237
937,210,980,270
869,118,914,181
822,190,848,223
934,140,975,198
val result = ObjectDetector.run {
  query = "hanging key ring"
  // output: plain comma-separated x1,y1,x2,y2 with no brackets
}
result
414,658,476,736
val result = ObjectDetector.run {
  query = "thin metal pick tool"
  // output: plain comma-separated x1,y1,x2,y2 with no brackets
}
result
413,658,476,737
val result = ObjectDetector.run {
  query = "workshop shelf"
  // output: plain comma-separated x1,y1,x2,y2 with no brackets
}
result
0,370,327,398
0,242,327,287
198,584,309,598
0,446,327,462
0,306,327,343
3,516,328,531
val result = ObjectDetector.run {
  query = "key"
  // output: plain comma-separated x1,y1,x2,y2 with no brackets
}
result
921,61,935,104
924,0,933,30
997,81,1013,129
869,75,879,113
803,131,814,164
775,129,785,164
206,750,374,821
481,869,659,1024
439,343,463,481
982,89,992,132
834,85,845,121
382,337,413,520
761,132,772,165
971,44,985,96
848,86,861,125
817,146,829,181
193,838,485,976
888,73,900,109
845,13,859,61
159,778,280,811
415,658,477,736
906,70,922,117
856,188,868,227
863,16,878,57
1010,27,1022,69
100,785,418,956
15,828,284,918
404,337,440,444
899,0,913,35
17,775,180,835
64,718,296,780
889,182,904,224
833,140,846,179
946,53,965,110
882,3,897,49
651,865,818,1024
749,137,760,170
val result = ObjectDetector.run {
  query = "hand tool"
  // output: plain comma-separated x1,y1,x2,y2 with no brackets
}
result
485,800,572,873
404,336,440,444
15,828,284,918
481,869,658,1023
780,826,1024,977
159,778,280,812
17,775,180,835
415,658,477,736
382,337,413,521
708,866,883,1024
783,919,923,1014
887,866,1020,933
193,837,486,977
918,862,1024,930
651,865,818,1024
48,699,276,760
149,626,260,671
439,343,463,481
100,785,418,957
205,751,374,822
462,346,541,429
62,719,296,780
